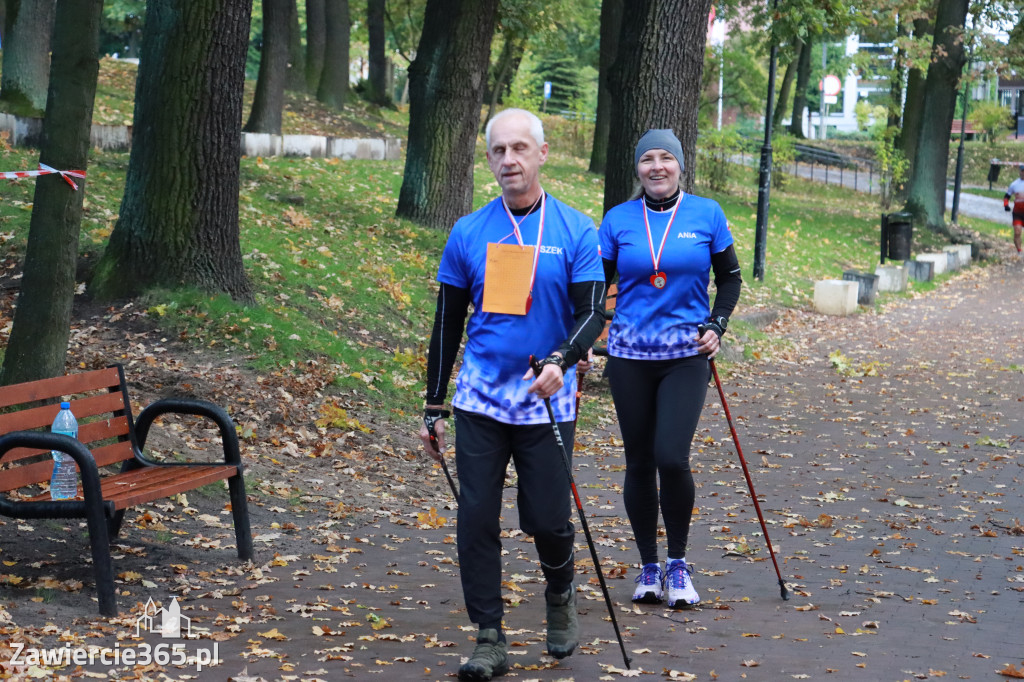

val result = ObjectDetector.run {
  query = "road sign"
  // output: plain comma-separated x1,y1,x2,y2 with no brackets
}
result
824,95,838,105
543,81,552,100
821,75,842,97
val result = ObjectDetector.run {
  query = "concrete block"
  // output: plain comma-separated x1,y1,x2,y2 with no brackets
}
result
943,244,972,269
814,279,859,315
916,253,947,276
842,270,879,305
905,259,933,281
874,264,908,292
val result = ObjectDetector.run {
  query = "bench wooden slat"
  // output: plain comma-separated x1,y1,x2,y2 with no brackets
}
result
103,465,235,508
24,465,236,509
0,416,131,466
0,367,122,410
0,391,128,438
0,441,137,492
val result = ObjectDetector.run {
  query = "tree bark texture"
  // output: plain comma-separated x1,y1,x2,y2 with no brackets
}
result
305,0,326,92
788,37,811,138
1,0,102,385
589,0,623,175
905,0,968,234
396,0,499,229
604,0,711,213
316,0,350,109
286,0,307,91
0,0,56,114
245,0,290,134
772,46,799,131
367,0,392,105
899,17,932,175
90,0,254,303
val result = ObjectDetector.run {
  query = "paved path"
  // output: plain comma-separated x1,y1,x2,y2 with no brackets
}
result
198,258,1023,681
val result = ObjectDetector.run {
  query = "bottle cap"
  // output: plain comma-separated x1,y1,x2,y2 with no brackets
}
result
60,402,70,409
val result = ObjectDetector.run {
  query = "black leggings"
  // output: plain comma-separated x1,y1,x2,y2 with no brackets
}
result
606,354,709,564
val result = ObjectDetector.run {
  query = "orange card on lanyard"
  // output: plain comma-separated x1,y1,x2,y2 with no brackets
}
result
481,192,546,315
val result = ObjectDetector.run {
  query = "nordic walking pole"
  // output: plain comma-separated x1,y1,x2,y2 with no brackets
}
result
530,357,632,669
698,329,789,601
424,412,459,499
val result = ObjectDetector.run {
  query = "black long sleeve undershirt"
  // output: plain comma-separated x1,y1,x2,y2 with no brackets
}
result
424,280,607,405
601,242,742,323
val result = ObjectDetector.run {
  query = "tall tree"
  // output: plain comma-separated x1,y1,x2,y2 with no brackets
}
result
772,44,800,131
604,0,712,212
0,0,56,115
904,0,968,234
589,0,623,174
90,0,254,302
899,16,933,177
287,0,307,91
396,0,499,229
1,0,103,385
367,0,392,105
482,32,526,129
316,0,350,108
245,0,290,134
305,0,326,92
788,37,812,138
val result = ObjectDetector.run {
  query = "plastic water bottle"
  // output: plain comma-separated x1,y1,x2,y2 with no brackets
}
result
50,402,79,500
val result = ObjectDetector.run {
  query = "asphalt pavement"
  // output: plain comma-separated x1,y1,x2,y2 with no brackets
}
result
205,251,1024,681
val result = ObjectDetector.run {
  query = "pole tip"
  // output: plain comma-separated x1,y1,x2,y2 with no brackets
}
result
780,580,790,601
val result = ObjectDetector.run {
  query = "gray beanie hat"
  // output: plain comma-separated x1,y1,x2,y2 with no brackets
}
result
634,129,684,171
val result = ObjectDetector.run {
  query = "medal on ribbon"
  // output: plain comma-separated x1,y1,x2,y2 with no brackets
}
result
642,194,682,290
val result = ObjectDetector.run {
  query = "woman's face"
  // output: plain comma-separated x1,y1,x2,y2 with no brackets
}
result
637,148,681,200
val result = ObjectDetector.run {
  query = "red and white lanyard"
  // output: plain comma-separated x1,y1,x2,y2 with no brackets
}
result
501,190,546,296
642,193,681,275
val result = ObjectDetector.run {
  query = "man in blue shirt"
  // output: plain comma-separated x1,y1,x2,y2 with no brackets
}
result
419,108,605,681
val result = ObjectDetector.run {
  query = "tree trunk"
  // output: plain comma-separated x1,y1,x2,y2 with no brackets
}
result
899,17,932,175
481,34,525,130
90,0,254,303
0,0,102,385
367,0,392,105
0,0,56,115
788,36,811,138
887,17,907,130
245,0,290,134
305,0,326,92
604,0,711,213
316,0,349,109
772,45,799,131
286,0,306,91
905,0,968,234
395,0,499,229
589,0,623,175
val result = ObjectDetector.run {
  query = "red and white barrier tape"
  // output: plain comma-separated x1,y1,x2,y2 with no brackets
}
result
0,163,86,190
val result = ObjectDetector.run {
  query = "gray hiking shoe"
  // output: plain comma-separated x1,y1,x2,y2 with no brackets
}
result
458,628,509,681
545,585,579,659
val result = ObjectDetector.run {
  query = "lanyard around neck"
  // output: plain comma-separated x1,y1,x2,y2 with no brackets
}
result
501,191,546,294
642,193,681,274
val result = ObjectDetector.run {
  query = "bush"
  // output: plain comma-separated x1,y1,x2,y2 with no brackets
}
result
697,126,745,193
968,102,1013,143
771,133,796,189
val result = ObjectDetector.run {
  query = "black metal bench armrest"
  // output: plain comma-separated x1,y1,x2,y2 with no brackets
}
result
0,431,113,518
134,398,242,467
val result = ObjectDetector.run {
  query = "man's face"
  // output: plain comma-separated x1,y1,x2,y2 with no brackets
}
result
486,114,548,203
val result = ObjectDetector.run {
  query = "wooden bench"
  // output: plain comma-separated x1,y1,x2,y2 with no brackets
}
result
0,364,253,616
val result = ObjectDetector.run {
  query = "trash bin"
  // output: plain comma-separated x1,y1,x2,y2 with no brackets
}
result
881,212,913,263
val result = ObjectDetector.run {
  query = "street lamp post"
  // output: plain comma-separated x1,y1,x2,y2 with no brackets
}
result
752,0,779,281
